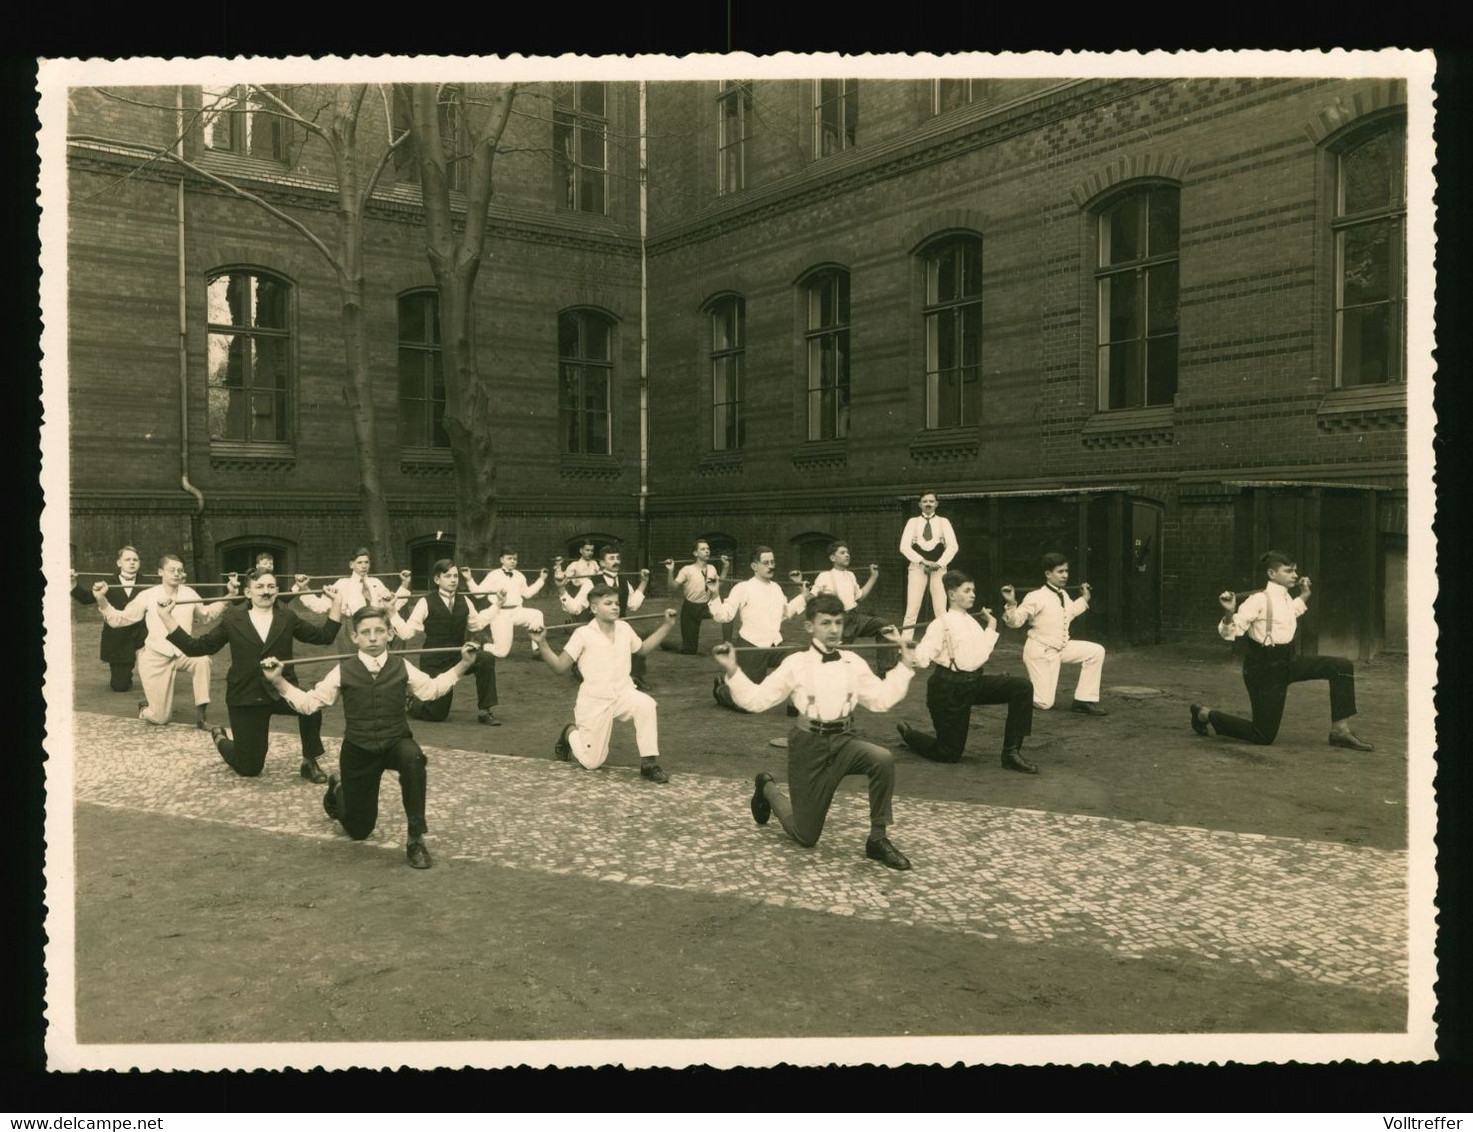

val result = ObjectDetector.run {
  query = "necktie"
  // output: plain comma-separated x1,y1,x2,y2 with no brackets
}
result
1052,586,1066,607
922,518,933,540
813,646,841,663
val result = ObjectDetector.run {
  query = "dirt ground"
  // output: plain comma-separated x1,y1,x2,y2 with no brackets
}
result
62,604,1413,1046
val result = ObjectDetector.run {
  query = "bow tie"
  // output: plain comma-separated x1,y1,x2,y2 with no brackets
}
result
503,569,515,576
812,646,842,663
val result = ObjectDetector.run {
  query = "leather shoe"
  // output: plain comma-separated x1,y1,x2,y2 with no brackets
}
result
209,725,228,746
405,839,433,869
1329,730,1374,752
640,760,670,783
478,709,502,726
1189,703,1210,736
1070,701,1109,716
1001,747,1039,774
895,722,914,747
751,772,774,825
322,773,341,819
633,676,653,693
553,723,574,762
712,677,725,705
300,756,328,784
865,836,912,870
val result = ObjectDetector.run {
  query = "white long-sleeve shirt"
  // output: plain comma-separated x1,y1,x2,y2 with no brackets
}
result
296,574,399,616
913,611,1000,671
724,646,914,721
811,568,865,611
709,577,807,648
276,652,463,715
100,584,229,658
469,567,545,607
1218,581,1308,647
389,590,497,640
560,573,646,615
899,515,958,567
1002,585,1089,650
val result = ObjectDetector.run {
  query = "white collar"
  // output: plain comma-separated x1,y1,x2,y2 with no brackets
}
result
357,650,388,669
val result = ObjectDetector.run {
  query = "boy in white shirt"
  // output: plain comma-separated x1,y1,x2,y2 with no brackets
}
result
530,586,679,784
1191,550,1372,750
465,547,549,657
810,540,892,671
662,538,729,655
898,570,1038,773
707,545,810,711
1001,552,1107,715
294,546,401,636
712,593,917,870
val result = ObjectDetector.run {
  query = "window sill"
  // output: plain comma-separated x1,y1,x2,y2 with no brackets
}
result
208,442,296,472
400,447,454,475
1316,384,1407,432
1080,405,1174,448
699,452,744,476
559,453,623,481
909,427,980,462
790,439,849,471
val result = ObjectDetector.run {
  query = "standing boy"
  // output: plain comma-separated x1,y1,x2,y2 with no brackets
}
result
1001,552,1107,715
707,546,810,711
158,569,343,782
69,545,148,691
465,548,549,657
294,546,401,637
898,492,958,641
810,540,893,670
262,609,483,869
663,539,725,655
1191,551,1373,750
92,553,233,728
897,570,1038,773
530,586,678,784
712,593,917,870
391,558,502,725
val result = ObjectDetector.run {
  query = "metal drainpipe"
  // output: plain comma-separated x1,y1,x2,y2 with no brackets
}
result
176,89,206,564
637,81,650,568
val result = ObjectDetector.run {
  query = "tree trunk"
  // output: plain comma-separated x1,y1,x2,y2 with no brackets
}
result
338,270,393,568
437,267,497,565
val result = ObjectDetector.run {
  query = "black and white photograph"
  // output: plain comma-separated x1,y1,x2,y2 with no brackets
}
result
37,51,1438,1071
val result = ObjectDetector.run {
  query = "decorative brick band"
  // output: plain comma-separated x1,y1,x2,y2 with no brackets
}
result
559,455,624,481
1301,80,1407,145
1315,386,1408,433
790,442,848,472
208,453,297,473
1079,407,1175,450
698,453,744,477
908,429,980,463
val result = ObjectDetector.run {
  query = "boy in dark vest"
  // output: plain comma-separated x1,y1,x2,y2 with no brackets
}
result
262,607,481,869
69,545,149,691
390,558,502,725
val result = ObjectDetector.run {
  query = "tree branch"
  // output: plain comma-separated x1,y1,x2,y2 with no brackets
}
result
359,127,412,213
249,85,331,142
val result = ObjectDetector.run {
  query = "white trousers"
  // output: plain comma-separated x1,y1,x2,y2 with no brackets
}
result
1022,637,1105,709
568,686,659,769
136,649,212,725
902,562,948,640
487,606,545,658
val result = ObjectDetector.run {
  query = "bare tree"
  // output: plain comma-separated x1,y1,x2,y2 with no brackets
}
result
396,83,518,566
93,84,405,567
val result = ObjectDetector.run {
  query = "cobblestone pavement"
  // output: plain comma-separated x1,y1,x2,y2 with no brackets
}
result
68,709,1408,994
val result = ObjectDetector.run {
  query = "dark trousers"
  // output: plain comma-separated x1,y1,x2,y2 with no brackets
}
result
109,662,135,692
408,652,497,722
843,608,896,673
765,730,895,846
1207,642,1357,745
714,645,785,711
903,667,1034,761
678,599,714,653
217,697,325,777
333,735,428,839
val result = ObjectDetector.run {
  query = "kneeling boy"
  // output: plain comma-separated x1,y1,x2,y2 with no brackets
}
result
262,606,480,869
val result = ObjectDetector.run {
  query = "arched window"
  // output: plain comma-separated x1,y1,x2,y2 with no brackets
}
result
398,290,447,449
1334,118,1406,386
708,295,745,451
1095,184,1179,410
790,531,838,577
206,269,292,444
558,309,615,455
201,85,288,162
922,235,983,428
803,267,850,441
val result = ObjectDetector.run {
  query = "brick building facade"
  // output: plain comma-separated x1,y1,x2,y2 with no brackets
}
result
66,75,1411,655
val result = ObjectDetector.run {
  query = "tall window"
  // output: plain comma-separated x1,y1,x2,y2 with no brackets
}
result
1096,185,1180,410
201,85,288,162
923,236,983,428
814,79,859,157
709,296,745,451
934,79,986,115
438,85,470,193
554,82,608,214
717,81,751,194
398,291,447,449
1334,120,1407,386
206,270,292,444
804,268,851,441
559,309,613,454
